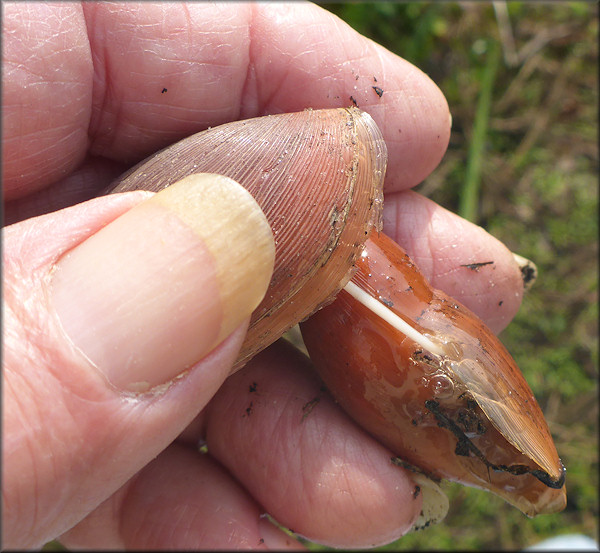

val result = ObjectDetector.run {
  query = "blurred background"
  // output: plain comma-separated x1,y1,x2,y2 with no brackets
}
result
314,1,598,550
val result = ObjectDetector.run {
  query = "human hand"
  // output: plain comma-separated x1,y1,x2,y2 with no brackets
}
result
2,2,527,549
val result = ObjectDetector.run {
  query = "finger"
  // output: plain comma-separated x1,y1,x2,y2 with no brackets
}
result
246,3,451,193
3,156,128,226
59,444,304,550
383,190,525,333
82,1,449,190
4,2,448,199
2,3,92,199
2,175,275,549
204,340,422,549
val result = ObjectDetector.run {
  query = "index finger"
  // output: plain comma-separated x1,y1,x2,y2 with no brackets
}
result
3,2,450,199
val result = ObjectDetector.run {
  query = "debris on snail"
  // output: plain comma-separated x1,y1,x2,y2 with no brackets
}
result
107,108,566,520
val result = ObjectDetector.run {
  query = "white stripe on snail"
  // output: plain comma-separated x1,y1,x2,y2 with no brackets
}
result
343,281,446,356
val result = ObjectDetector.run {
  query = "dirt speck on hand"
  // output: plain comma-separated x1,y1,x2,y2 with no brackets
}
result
301,397,321,421
460,261,494,271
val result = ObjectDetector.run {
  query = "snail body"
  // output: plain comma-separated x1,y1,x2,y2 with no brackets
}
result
301,231,566,517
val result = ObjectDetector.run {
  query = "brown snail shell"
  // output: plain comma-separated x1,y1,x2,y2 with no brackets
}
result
106,108,386,370
301,231,566,517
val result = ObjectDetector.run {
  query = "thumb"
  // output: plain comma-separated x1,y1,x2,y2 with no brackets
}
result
2,174,275,549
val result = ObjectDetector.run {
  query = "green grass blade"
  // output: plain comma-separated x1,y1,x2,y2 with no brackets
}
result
459,39,501,222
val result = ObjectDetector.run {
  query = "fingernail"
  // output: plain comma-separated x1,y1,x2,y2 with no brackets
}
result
50,174,275,393
409,474,449,532
512,252,538,292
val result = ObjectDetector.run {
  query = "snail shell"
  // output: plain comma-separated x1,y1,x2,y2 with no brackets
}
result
107,108,565,517
300,231,567,517
106,108,386,369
